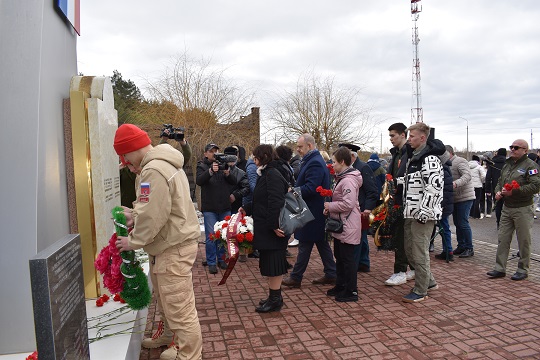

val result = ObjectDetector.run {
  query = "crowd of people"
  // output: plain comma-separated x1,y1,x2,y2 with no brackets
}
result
113,122,540,360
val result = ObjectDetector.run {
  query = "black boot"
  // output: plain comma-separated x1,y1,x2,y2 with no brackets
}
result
255,289,283,313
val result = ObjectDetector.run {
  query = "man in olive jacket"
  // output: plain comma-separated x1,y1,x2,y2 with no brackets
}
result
487,139,540,281
113,124,202,360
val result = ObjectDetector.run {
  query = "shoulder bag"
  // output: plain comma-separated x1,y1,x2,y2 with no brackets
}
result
279,188,315,237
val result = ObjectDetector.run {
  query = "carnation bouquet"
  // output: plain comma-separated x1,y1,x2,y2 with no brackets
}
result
370,174,403,251
210,212,254,285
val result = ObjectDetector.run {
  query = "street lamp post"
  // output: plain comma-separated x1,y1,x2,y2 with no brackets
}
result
459,116,469,160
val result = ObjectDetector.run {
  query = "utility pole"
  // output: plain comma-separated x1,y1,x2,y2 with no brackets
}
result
460,116,469,160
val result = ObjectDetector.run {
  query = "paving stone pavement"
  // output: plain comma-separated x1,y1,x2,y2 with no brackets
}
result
140,235,540,360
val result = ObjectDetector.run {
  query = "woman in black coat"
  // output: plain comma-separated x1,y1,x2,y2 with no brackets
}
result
241,144,289,313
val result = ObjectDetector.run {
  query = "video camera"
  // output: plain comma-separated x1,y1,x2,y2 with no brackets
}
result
214,153,237,171
160,124,185,141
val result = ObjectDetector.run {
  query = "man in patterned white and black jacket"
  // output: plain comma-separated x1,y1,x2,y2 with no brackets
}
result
401,122,445,303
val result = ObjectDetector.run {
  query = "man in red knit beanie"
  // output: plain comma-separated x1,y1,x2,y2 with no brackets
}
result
113,124,203,359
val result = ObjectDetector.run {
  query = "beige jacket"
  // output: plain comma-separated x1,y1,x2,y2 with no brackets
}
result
449,154,476,203
129,144,200,255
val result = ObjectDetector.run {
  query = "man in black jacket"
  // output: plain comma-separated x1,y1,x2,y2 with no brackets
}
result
384,123,416,285
223,146,250,214
485,148,507,228
339,143,378,273
196,143,242,274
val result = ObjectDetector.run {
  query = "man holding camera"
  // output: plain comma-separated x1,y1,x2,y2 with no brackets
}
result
196,143,243,274
159,125,191,163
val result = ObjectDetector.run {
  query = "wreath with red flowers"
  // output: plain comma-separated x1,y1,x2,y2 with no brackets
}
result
94,207,151,310
210,214,254,253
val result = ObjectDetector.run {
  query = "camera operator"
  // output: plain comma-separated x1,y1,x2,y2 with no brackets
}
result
196,143,243,274
159,124,192,165
223,146,250,214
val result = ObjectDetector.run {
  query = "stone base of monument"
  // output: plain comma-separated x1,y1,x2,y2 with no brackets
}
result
1,261,150,360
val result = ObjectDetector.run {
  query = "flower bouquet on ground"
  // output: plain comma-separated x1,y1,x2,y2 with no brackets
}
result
94,206,152,310
210,212,254,285
370,174,403,251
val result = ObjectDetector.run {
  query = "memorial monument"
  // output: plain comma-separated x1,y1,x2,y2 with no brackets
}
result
66,76,121,298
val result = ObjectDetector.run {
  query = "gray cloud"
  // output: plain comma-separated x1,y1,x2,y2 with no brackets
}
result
79,0,540,152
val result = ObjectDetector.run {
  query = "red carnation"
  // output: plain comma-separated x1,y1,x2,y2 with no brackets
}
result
511,180,520,189
215,230,221,239
327,163,335,175
245,233,254,242
236,233,245,242
96,298,104,307
26,351,38,360
221,223,228,229
101,294,110,302
386,174,393,181
316,186,323,193
113,293,121,302
224,215,231,220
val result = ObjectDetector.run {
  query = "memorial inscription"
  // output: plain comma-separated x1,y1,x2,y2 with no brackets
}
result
29,234,90,360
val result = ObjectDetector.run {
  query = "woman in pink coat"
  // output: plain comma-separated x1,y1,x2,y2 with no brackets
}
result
323,146,363,302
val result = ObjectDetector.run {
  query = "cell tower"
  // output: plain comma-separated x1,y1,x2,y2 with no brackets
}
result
411,0,423,123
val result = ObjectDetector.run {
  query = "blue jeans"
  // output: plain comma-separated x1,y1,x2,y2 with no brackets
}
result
290,240,336,282
354,229,370,269
440,216,452,253
203,211,231,266
453,200,473,250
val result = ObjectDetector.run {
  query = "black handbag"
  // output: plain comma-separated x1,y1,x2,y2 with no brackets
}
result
279,188,315,237
325,216,343,233
325,211,352,234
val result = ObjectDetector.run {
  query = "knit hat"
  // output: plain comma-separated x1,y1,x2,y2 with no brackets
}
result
224,146,239,155
497,148,507,157
472,155,480,162
368,153,380,161
113,124,151,155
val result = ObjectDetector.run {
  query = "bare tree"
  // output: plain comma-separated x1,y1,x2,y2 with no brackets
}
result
144,52,255,126
268,71,379,151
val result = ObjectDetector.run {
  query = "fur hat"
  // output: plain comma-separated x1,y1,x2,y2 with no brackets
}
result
497,148,507,157
113,124,151,156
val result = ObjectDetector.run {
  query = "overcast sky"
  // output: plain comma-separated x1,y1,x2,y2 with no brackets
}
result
77,0,540,155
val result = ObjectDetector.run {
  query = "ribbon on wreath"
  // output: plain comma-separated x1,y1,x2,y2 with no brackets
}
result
218,212,243,285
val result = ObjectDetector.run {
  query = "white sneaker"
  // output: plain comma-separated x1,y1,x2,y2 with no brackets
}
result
536,207,540,212
406,270,416,281
385,272,407,286
142,320,174,349
288,239,299,247
485,214,492,218
480,213,485,219
160,344,179,360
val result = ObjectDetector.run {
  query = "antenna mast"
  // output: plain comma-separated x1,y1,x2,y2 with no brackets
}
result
411,0,423,123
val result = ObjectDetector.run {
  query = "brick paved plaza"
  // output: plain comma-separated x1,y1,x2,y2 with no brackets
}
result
140,235,540,359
